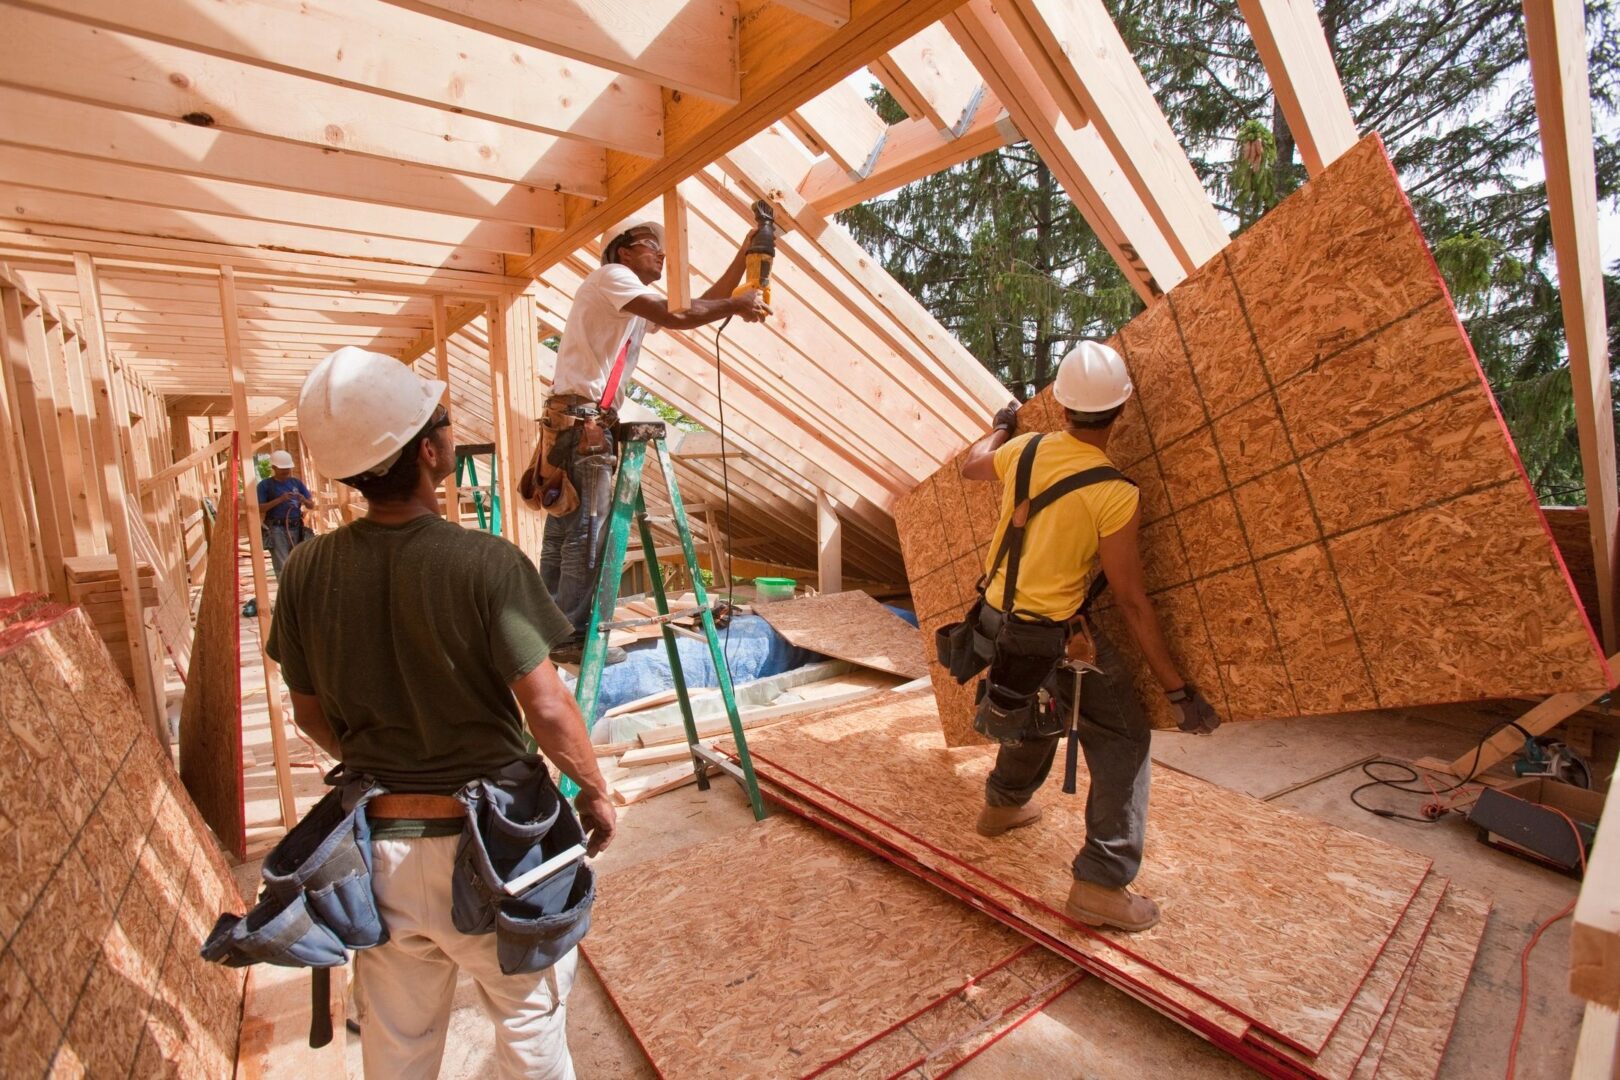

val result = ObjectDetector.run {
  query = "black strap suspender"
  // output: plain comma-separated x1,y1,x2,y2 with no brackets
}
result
987,434,1137,620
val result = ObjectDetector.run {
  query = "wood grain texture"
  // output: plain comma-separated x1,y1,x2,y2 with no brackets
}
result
726,691,1432,1056
581,814,1068,1079
0,603,244,1079
891,134,1607,746
755,590,928,679
178,444,246,859
1370,887,1490,1080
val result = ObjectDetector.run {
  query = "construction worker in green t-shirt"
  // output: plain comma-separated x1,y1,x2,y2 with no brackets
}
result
267,346,614,1078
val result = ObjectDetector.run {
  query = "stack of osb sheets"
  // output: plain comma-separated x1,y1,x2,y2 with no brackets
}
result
582,815,1084,1079
720,691,1490,1080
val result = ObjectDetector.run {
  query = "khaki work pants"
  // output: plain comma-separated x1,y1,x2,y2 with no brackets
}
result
354,835,578,1080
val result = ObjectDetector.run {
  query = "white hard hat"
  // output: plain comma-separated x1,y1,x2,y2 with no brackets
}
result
1053,341,1133,413
268,450,295,470
298,346,446,480
601,217,664,262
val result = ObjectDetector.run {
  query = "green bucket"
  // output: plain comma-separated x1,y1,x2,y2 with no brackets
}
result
754,577,796,603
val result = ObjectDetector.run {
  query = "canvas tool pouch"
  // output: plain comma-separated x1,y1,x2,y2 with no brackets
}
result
451,760,595,975
522,395,588,516
202,767,387,968
934,597,992,684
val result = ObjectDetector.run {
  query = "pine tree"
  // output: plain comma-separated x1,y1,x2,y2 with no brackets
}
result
840,1,1620,500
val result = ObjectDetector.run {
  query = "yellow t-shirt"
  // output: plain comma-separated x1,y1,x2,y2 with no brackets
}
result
981,432,1140,620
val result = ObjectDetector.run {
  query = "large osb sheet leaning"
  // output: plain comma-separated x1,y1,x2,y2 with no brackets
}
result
894,134,1609,745
0,600,246,1078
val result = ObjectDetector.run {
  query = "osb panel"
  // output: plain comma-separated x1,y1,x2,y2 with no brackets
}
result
179,450,246,860
731,692,1433,1055
754,590,928,679
1371,888,1491,1080
581,814,1034,1079
0,605,245,1080
1253,874,1446,1080
891,134,1607,747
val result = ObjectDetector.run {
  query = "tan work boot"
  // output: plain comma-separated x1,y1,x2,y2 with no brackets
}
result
975,802,1042,837
1066,879,1161,932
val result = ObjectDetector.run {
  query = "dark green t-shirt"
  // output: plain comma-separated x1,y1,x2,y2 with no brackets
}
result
266,516,573,793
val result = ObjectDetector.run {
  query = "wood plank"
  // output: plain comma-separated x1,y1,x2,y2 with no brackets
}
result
816,490,842,594
431,296,460,525
389,0,742,103
1,8,608,195
789,79,889,178
869,22,982,132
138,400,298,494
580,814,1049,1078
222,265,297,830
1572,774,1620,1009
798,86,1015,215
1571,1002,1620,1079
0,186,507,273
894,135,1611,746
731,690,1436,1056
1236,0,1359,175
999,0,1229,270
609,760,720,805
1524,0,1619,652
662,187,692,310
773,0,849,26
0,86,564,229
754,589,924,678
945,0,1181,300
1369,887,1491,1080
0,287,60,594
634,683,894,746
74,253,161,736
510,0,975,278
39,0,663,156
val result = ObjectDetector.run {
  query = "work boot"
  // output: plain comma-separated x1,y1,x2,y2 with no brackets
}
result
975,802,1042,837
550,642,627,667
1065,879,1160,933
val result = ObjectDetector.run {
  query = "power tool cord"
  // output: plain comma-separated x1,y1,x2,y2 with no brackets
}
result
1347,718,1536,823
713,318,736,664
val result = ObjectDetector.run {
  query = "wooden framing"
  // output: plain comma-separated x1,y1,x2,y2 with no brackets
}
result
73,253,162,738
817,490,843,594
870,23,982,133
221,265,297,829
432,295,460,524
1524,0,1619,652
1237,0,1359,175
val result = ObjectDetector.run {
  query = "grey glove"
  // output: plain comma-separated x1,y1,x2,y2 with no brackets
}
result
991,401,1020,435
1168,683,1220,735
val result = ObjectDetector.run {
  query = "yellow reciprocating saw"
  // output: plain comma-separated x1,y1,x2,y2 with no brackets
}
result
733,199,776,306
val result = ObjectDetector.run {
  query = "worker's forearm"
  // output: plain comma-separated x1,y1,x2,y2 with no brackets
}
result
664,295,745,330
514,662,611,797
701,246,751,301
1117,595,1184,691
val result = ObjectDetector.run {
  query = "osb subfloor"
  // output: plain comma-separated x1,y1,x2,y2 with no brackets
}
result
206,600,1596,1077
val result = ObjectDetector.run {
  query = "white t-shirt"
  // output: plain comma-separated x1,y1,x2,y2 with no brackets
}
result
552,264,660,408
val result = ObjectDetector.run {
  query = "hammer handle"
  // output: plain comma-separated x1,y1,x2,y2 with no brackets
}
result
309,968,333,1048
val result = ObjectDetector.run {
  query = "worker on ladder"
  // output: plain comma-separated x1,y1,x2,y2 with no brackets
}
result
263,346,616,1078
944,342,1220,933
522,214,769,666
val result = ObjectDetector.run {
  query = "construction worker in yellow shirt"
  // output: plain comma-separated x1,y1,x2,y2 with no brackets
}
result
943,341,1219,933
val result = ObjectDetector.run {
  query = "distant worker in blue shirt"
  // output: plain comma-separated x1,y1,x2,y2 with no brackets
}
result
259,449,315,578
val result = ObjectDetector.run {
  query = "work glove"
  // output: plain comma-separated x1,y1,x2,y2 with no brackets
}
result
1167,683,1220,735
991,401,1020,435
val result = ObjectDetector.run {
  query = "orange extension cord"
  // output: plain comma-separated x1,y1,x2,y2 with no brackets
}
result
1505,802,1588,1079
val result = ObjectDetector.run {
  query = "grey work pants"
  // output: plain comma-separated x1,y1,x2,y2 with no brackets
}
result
539,440,617,640
263,521,303,579
978,606,1152,888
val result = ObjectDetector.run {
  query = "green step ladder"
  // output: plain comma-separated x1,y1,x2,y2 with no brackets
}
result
455,443,501,534
564,420,767,820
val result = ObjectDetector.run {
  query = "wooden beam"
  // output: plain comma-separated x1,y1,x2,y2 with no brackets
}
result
45,324,102,555
775,0,851,26
1573,776,1620,1008
511,0,976,279
0,287,47,593
1236,0,1358,175
997,0,1229,271
139,400,298,493
798,88,1014,215
432,296,460,525
946,0,1182,300
221,265,298,830
1412,650,1620,779
387,0,741,103
40,0,664,157
2,289,72,595
869,23,982,133
0,146,536,253
663,188,693,310
789,80,890,178
73,253,163,738
1525,0,1619,652
0,86,564,230
486,299,516,538
817,490,842,593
